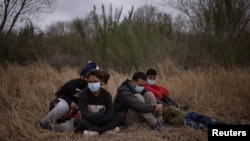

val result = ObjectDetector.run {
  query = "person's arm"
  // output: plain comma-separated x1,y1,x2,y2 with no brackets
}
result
79,89,113,122
118,88,155,113
78,90,104,121
78,90,90,118
57,79,87,105
56,83,76,105
145,84,163,99
158,85,169,97
91,91,114,124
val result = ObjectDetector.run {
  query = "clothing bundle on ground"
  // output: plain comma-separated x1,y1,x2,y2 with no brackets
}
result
162,106,225,129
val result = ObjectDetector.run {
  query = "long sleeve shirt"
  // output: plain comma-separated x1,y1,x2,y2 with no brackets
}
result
78,88,114,125
55,78,88,105
145,83,169,99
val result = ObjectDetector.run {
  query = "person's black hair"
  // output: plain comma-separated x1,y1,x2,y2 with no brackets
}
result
86,69,104,81
86,69,110,84
146,68,157,76
132,71,146,81
100,69,110,84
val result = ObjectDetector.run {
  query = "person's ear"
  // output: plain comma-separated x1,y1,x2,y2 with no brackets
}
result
131,80,136,87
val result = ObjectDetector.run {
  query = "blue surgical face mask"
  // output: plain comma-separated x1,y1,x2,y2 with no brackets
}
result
134,85,144,93
88,82,101,92
147,79,155,86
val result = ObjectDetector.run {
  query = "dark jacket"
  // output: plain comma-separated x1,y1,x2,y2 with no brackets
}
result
78,88,114,125
113,79,156,114
55,78,88,106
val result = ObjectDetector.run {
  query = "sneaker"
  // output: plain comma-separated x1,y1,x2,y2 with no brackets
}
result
151,121,172,132
161,121,170,128
151,122,162,132
34,120,42,128
157,118,171,127
83,130,99,136
34,120,52,130
105,127,120,134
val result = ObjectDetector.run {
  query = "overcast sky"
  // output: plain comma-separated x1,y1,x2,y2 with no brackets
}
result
35,0,179,31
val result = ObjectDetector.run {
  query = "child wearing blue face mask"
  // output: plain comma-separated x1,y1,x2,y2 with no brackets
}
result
74,69,125,135
113,71,172,132
35,61,99,132
144,69,226,129
145,68,178,108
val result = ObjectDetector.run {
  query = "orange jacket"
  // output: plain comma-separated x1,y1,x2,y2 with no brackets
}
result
145,83,169,99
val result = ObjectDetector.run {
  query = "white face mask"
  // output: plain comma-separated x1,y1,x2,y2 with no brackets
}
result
88,82,101,92
147,79,155,86
134,85,144,93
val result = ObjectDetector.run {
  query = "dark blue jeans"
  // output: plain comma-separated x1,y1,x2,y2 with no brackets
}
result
184,112,225,129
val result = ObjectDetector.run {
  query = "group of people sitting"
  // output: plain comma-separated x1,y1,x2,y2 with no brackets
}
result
35,61,225,135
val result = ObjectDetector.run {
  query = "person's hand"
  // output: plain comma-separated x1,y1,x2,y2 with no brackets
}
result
154,103,163,116
73,92,80,97
70,102,78,110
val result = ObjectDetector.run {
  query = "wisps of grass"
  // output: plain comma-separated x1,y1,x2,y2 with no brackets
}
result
0,61,249,141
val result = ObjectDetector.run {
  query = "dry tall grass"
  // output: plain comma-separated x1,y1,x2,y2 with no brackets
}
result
0,61,249,141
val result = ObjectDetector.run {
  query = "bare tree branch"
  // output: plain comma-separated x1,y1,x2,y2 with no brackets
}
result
7,0,26,35
0,0,10,32
0,0,56,35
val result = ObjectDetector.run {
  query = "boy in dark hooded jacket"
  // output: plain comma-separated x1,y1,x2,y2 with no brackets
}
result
113,71,171,132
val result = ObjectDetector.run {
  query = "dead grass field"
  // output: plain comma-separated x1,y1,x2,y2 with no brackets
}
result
0,61,250,141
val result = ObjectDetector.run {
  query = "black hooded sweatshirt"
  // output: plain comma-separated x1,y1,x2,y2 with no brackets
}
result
55,78,88,106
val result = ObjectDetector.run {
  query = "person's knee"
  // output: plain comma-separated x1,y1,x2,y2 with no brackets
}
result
143,91,156,103
144,91,155,98
73,118,83,127
134,94,146,102
117,112,126,120
49,98,60,111
54,100,70,115
73,118,84,132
